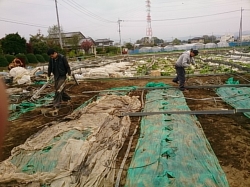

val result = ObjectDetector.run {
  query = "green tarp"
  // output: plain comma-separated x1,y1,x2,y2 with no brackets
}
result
217,77,250,118
125,82,229,187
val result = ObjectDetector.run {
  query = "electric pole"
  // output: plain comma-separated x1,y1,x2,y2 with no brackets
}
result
239,7,243,47
55,0,63,49
118,19,123,54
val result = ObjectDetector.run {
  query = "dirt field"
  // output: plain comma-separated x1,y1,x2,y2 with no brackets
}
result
1,73,250,187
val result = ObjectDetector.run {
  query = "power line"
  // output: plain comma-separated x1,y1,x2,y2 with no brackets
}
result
0,18,48,28
124,10,240,22
11,0,51,7
56,1,108,28
152,0,241,10
60,0,115,23
0,8,247,33
69,0,115,23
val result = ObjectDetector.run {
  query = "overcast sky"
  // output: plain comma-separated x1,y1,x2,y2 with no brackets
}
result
0,0,250,43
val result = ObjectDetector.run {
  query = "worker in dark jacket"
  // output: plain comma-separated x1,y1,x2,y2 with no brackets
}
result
172,49,199,92
47,48,71,108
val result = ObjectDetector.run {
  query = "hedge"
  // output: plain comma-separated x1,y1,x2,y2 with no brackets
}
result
5,54,15,63
0,55,9,67
26,53,38,64
35,54,46,63
16,54,29,65
42,53,49,62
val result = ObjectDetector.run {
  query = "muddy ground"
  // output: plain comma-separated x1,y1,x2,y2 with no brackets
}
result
1,73,250,187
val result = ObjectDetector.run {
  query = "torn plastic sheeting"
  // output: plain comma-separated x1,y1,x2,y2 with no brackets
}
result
9,67,31,85
87,68,109,77
125,83,229,187
216,78,250,118
0,95,141,187
10,129,91,174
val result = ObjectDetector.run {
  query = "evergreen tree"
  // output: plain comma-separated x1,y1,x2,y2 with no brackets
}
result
29,33,48,54
1,33,26,55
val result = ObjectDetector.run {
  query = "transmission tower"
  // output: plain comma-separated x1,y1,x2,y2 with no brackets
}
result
145,0,153,44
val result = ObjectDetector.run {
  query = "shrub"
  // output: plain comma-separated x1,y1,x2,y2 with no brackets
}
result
5,54,15,63
96,46,121,55
35,54,46,63
26,53,38,64
42,53,49,62
0,55,9,67
96,47,106,54
78,51,84,57
106,46,119,55
16,53,29,65
68,50,76,58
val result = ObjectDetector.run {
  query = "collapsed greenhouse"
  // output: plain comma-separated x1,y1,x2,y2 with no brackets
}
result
0,49,250,187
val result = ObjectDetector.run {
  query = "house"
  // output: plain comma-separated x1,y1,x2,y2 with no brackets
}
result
48,31,86,50
95,39,114,47
188,37,205,44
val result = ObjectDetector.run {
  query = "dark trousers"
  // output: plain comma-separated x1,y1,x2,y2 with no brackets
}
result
173,66,186,91
53,76,71,108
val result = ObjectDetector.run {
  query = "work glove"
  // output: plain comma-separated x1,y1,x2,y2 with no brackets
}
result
67,75,72,81
190,65,195,70
46,76,50,82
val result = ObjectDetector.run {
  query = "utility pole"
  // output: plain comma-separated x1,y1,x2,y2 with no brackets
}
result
239,7,243,47
55,0,63,49
118,19,123,55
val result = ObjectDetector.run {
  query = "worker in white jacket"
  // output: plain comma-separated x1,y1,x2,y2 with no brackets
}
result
172,49,199,91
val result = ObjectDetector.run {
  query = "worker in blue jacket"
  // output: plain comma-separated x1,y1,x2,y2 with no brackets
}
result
47,48,71,108
172,49,199,92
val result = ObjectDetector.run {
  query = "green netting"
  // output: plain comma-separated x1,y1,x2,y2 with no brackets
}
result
217,78,250,118
225,77,239,84
9,86,138,121
125,82,229,187
110,86,138,91
9,93,54,121
146,82,169,87
10,129,91,174
34,81,47,85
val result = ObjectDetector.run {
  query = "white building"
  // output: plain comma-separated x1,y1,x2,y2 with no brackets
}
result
220,34,235,42
242,35,250,41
